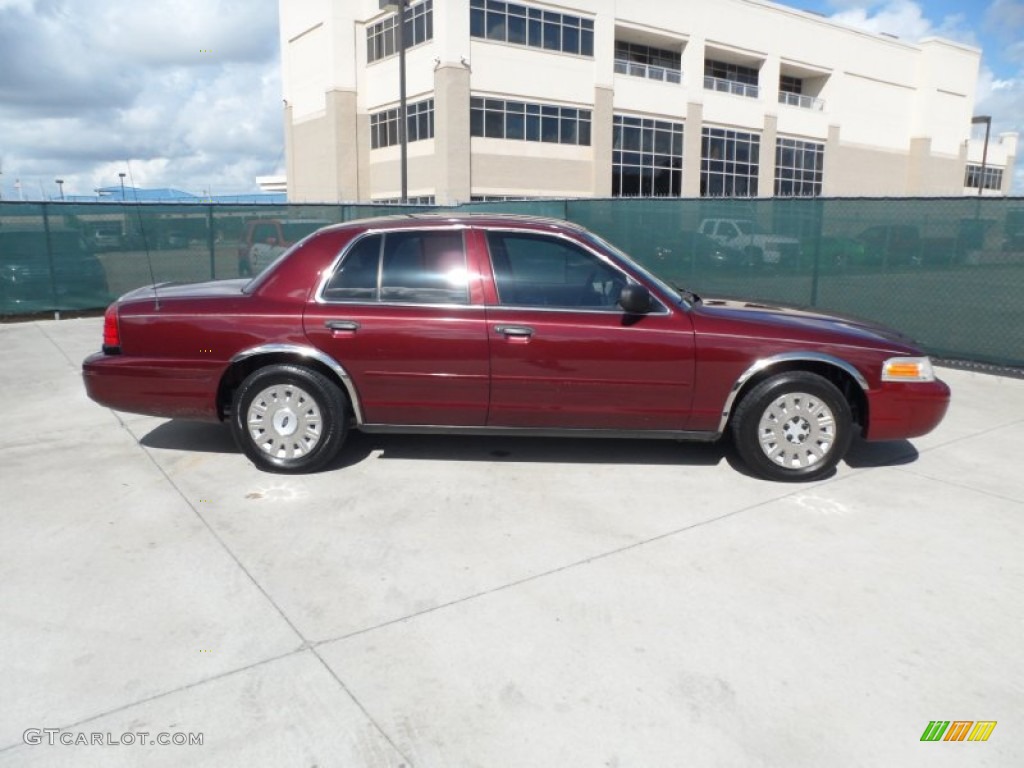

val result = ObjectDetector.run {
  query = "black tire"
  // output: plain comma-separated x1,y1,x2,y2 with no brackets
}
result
731,371,852,482
230,364,347,473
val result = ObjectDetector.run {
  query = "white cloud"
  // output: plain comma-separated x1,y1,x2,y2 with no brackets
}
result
828,0,975,46
0,0,281,198
823,1,1022,192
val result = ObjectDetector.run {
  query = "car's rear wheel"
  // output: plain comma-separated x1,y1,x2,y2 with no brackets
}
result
731,372,852,482
231,364,347,473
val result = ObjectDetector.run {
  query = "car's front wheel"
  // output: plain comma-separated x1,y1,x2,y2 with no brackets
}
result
731,371,852,482
230,364,347,473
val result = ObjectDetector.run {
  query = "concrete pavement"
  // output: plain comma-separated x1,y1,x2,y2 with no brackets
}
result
1,316,1022,767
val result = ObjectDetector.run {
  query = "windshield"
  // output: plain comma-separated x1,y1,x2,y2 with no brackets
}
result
580,231,687,306
736,220,753,235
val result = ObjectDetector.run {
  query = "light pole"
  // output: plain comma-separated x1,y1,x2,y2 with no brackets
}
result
119,172,127,200
971,115,992,197
55,179,65,200
381,0,409,203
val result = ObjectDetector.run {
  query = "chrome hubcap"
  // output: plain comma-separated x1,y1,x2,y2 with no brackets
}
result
247,383,322,460
757,392,836,470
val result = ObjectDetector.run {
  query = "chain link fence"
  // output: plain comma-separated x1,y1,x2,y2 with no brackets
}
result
2,197,1022,367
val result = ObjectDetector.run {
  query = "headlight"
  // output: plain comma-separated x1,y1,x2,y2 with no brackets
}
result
881,356,935,382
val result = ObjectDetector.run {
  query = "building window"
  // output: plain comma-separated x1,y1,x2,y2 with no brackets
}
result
373,196,436,204
778,74,825,110
470,0,594,57
367,0,433,64
704,59,759,98
370,99,434,149
470,195,536,201
779,75,802,95
775,138,824,197
614,41,681,84
470,97,591,146
701,127,760,197
964,164,1003,191
612,115,683,197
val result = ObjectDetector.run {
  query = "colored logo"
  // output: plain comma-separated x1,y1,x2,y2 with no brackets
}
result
921,721,997,742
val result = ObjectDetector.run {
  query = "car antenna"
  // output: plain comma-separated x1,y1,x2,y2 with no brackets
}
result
125,161,160,310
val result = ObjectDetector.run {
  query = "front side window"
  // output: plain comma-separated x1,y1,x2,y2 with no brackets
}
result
486,231,626,309
701,127,760,197
323,231,469,305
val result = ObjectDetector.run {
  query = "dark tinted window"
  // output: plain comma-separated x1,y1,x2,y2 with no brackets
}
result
381,230,469,304
323,231,470,304
323,235,381,301
487,232,625,309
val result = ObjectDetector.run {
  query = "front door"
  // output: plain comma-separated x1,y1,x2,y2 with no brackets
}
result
481,229,695,430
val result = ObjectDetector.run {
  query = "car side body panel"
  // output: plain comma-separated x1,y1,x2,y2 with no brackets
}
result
304,302,491,426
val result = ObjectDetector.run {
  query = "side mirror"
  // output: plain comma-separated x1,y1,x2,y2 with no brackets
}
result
618,283,652,314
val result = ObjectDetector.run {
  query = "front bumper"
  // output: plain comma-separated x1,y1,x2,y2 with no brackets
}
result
863,378,951,442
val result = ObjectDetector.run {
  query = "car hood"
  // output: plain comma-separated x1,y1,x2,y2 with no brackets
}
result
120,278,250,301
692,296,919,351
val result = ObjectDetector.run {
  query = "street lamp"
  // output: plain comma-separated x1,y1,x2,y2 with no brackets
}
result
971,115,991,197
55,179,64,200
380,0,409,203
118,172,126,200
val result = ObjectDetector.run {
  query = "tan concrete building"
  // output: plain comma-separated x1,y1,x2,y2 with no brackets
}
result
279,0,1018,203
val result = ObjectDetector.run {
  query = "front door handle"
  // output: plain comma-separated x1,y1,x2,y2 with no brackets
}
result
494,324,534,338
325,319,360,334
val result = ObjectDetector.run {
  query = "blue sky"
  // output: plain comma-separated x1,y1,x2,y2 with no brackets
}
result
0,0,1020,199
786,0,1023,192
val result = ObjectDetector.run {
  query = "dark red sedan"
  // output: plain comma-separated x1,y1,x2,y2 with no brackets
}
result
83,215,950,481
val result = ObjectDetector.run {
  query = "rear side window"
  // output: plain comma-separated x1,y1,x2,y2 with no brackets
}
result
323,235,381,301
322,231,469,305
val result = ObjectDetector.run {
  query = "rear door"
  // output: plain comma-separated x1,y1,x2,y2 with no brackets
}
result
479,228,696,430
303,227,490,426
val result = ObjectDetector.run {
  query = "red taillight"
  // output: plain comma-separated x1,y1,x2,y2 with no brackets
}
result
102,304,121,353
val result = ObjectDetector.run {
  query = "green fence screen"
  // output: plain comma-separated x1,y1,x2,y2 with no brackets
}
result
2,197,1023,367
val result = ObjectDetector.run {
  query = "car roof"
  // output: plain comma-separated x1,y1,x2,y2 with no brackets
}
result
319,213,591,236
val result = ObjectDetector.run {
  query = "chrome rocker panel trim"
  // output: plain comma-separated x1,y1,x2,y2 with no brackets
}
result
358,424,720,441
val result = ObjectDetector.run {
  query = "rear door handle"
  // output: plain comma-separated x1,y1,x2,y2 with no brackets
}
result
494,324,534,338
325,320,360,334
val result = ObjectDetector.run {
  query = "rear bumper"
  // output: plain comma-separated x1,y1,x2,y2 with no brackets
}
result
82,352,222,422
863,378,951,441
